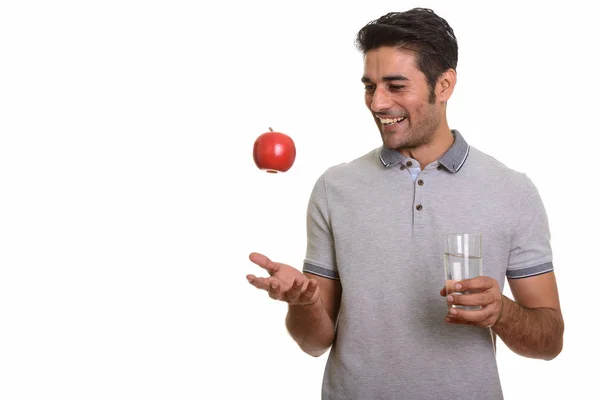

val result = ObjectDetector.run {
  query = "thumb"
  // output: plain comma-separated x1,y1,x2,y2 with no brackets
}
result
249,252,280,275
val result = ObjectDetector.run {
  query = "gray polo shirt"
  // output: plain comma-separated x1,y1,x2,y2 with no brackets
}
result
303,130,553,400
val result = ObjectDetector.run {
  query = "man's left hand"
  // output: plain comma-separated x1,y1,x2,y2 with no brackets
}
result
439,276,504,328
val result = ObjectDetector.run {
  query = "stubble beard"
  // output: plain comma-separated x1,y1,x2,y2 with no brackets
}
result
381,104,440,151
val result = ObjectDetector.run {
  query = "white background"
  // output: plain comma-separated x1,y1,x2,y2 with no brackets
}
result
1,1,598,399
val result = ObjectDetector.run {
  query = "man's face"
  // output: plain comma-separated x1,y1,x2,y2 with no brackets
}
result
362,46,441,150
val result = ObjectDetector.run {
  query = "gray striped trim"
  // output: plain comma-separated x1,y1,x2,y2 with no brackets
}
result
438,130,470,173
455,145,470,172
303,262,340,280
506,262,554,279
378,151,390,167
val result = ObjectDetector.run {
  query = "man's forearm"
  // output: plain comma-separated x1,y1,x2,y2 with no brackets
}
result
285,298,336,357
493,295,564,360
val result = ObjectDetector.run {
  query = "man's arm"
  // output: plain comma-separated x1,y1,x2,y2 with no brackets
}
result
492,272,564,360
445,272,564,360
446,173,563,359
285,273,342,357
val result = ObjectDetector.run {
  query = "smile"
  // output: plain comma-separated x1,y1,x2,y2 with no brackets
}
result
378,116,406,125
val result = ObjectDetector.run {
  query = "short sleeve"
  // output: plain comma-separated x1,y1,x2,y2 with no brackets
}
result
302,173,339,280
506,174,554,279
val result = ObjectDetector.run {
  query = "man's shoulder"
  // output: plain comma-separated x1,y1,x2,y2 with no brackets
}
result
320,147,381,180
306,148,381,204
468,146,532,186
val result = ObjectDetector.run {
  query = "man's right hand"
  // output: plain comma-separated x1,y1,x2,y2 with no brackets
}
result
246,252,320,306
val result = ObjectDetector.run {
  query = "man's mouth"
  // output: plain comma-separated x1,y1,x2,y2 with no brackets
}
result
378,116,407,126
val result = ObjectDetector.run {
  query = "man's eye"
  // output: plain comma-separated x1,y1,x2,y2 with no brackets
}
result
364,85,375,93
389,85,405,91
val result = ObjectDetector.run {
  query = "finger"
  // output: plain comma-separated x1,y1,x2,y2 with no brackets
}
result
454,276,497,293
447,305,495,323
448,291,494,307
440,287,447,297
298,279,318,304
249,252,281,276
445,316,478,326
286,278,304,303
268,281,283,300
247,275,275,291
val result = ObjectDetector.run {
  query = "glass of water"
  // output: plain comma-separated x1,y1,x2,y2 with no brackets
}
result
444,233,483,311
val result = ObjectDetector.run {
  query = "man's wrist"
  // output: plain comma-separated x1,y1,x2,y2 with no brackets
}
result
289,295,322,312
492,295,510,328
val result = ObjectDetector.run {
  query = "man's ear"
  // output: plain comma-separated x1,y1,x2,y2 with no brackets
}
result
437,69,457,102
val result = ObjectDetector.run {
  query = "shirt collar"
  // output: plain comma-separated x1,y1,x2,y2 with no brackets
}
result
378,129,470,173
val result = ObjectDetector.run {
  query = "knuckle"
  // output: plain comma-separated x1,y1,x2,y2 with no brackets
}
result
302,291,315,303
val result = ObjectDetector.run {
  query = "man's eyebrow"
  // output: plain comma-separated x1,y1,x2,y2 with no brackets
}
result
361,75,409,83
383,75,409,82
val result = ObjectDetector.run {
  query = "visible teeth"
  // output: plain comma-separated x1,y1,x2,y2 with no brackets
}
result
379,117,406,125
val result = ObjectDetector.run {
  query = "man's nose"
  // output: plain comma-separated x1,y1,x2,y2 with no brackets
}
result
370,89,393,113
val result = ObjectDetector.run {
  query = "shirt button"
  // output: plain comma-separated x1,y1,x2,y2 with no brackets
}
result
400,165,406,170
416,204,423,211
406,161,413,167
418,179,424,186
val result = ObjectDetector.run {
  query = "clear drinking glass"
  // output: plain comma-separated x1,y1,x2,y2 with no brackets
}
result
444,233,483,311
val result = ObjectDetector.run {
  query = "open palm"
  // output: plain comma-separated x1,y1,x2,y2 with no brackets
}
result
246,252,320,306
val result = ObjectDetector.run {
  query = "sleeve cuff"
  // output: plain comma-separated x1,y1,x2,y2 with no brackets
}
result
506,262,553,279
303,262,340,280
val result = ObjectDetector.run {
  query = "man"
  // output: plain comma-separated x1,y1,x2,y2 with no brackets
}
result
246,8,563,399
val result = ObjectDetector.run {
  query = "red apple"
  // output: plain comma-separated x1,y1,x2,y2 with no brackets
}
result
253,127,296,173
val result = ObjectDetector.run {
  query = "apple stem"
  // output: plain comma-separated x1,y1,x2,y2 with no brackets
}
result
269,127,273,132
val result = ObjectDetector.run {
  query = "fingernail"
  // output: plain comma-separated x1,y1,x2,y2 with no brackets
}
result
447,295,453,302
455,283,462,290
450,308,457,315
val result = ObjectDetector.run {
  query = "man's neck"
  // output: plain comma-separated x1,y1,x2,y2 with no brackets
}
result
399,126,455,170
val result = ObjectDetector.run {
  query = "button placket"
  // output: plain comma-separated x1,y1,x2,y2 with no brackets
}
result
413,170,426,226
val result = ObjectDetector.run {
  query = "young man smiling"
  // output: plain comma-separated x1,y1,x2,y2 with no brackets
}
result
247,8,564,399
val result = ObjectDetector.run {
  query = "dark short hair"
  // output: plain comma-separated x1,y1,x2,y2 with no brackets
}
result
355,8,458,102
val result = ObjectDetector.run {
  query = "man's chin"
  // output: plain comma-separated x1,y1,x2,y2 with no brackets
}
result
382,130,408,150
